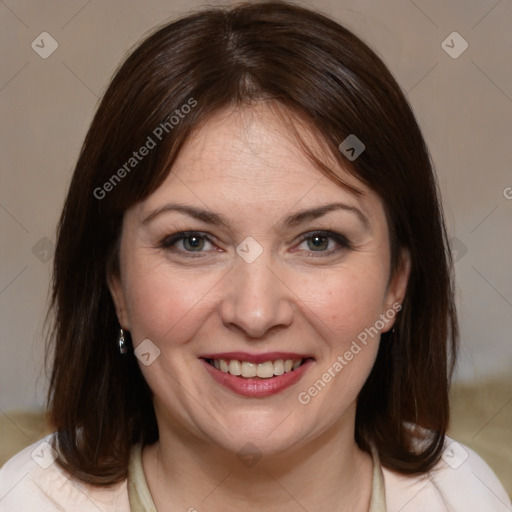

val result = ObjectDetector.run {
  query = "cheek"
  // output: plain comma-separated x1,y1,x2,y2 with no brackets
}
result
122,257,222,345
301,265,389,348
295,269,388,413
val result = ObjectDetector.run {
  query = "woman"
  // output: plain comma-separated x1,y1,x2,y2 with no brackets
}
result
0,2,509,511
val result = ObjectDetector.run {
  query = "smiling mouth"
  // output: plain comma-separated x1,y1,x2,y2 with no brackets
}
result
204,358,312,379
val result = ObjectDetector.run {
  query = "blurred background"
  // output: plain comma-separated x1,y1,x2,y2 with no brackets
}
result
1,0,511,497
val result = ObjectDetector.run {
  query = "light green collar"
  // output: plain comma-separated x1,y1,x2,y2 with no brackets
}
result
128,442,386,511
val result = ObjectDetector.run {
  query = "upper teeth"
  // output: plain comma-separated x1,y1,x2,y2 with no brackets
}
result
212,359,303,378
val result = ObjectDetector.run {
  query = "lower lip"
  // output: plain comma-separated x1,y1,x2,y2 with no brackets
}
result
201,358,314,397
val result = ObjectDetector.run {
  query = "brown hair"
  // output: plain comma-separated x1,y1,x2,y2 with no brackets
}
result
46,0,458,485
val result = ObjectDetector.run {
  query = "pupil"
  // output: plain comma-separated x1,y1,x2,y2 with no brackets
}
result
185,236,203,250
309,235,327,251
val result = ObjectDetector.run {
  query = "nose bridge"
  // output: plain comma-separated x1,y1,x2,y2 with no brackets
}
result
220,242,293,337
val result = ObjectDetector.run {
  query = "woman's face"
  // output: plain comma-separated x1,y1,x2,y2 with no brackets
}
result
109,104,409,457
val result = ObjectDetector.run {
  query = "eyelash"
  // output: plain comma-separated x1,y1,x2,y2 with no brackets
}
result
159,230,352,258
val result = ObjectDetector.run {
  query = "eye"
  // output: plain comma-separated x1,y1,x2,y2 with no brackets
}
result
159,230,351,258
294,230,351,256
159,231,216,255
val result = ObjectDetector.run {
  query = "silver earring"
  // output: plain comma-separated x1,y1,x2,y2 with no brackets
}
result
118,328,128,354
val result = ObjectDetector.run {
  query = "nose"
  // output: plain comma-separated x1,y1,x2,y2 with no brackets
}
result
219,248,294,339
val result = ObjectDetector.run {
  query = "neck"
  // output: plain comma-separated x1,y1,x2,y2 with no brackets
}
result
142,405,373,512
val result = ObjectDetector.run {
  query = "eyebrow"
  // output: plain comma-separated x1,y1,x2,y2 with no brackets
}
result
142,202,370,231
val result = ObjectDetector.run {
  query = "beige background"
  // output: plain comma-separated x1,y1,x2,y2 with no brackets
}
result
0,0,511,473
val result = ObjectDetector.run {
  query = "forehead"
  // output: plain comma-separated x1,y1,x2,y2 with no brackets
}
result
173,105,353,183
134,103,384,224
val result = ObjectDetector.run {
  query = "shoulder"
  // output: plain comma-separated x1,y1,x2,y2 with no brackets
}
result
0,434,130,512
382,437,512,512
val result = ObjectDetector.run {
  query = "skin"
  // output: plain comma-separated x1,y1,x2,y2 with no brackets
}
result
108,103,410,512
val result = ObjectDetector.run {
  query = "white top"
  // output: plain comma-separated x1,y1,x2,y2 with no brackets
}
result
0,433,510,511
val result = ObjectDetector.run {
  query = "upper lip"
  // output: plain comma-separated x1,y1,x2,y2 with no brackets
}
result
199,352,314,364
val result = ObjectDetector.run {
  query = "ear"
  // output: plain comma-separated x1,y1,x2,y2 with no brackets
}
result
381,247,411,332
107,270,131,330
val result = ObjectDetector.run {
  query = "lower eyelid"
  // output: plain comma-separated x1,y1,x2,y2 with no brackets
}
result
294,243,348,257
